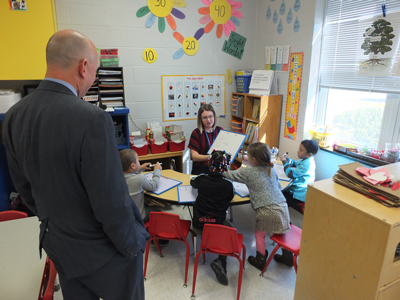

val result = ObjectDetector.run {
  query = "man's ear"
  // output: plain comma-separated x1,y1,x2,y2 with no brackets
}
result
78,59,88,78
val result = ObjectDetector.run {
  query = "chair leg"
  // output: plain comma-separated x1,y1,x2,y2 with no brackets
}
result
293,255,298,273
191,251,203,299
154,239,163,257
143,240,151,280
184,240,190,288
260,245,280,276
237,257,244,300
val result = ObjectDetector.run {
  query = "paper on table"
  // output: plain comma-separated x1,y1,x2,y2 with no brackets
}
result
274,164,291,182
232,181,250,197
144,173,182,195
178,186,198,203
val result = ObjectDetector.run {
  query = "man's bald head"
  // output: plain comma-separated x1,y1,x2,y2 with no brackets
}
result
46,30,97,70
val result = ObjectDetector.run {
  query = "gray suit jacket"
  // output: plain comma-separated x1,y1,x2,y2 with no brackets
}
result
2,80,149,279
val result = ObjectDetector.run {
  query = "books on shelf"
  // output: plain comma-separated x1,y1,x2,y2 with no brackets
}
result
252,99,260,119
245,122,258,143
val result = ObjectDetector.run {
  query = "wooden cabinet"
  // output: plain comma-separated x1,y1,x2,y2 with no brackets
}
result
0,0,57,80
294,179,400,300
230,93,282,168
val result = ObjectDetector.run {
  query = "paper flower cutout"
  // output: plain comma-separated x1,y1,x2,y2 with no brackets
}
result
172,28,205,59
136,0,186,33
198,0,243,38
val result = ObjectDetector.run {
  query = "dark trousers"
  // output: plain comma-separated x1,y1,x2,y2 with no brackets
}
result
282,190,304,215
42,231,145,300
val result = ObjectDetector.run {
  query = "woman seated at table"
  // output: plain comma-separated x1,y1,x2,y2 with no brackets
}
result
188,104,223,175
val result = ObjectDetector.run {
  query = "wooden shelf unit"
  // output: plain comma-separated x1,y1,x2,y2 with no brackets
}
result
138,151,183,173
295,179,400,300
230,93,282,168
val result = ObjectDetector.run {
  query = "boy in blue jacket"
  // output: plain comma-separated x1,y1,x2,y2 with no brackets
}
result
274,139,319,266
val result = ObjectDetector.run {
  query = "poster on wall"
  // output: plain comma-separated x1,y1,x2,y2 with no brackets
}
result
9,0,27,10
161,75,226,122
357,13,400,77
284,52,303,140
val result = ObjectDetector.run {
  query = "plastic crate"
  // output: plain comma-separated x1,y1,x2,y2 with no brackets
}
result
168,139,186,152
309,130,335,148
149,140,168,154
131,143,149,156
235,75,252,93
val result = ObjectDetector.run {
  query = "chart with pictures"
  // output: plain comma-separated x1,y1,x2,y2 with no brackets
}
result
161,75,225,121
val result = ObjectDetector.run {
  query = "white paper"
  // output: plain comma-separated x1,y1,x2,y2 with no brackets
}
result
144,173,182,195
271,47,277,65
265,47,271,64
277,46,283,64
178,185,198,203
282,45,290,64
232,181,250,197
274,164,291,181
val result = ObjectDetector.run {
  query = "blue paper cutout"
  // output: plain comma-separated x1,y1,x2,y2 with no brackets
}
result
279,0,286,15
271,0,275,2
287,120,291,128
273,10,278,24
173,48,185,60
266,6,272,20
287,8,293,24
231,16,241,26
293,17,300,33
145,13,156,28
294,0,301,12
277,19,283,34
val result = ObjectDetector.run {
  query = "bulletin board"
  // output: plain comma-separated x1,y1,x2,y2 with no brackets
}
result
161,75,226,121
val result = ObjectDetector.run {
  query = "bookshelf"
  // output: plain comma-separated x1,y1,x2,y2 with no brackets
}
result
230,92,282,168
83,67,125,108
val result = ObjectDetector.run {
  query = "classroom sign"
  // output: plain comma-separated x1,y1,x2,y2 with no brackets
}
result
284,52,303,140
161,75,225,121
222,32,247,60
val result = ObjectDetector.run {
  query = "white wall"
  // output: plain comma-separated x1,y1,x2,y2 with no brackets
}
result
55,0,351,178
55,0,260,173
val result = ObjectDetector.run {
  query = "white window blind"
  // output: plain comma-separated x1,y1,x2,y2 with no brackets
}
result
320,0,400,94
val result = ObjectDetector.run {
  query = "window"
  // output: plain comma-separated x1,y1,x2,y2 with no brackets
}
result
316,0,400,149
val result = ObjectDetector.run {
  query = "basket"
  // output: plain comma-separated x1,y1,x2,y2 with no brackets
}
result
168,139,186,152
131,143,149,156
235,75,252,93
149,140,168,154
309,130,335,148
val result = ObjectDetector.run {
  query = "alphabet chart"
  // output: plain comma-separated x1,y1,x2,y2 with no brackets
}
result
161,74,226,121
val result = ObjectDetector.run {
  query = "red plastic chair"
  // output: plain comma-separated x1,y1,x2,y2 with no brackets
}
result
298,202,305,214
143,212,194,288
0,210,28,221
191,224,246,300
38,256,58,300
261,224,302,275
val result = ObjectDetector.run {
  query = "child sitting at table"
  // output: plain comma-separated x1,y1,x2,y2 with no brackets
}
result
119,149,162,222
274,139,319,267
223,142,291,271
190,150,235,286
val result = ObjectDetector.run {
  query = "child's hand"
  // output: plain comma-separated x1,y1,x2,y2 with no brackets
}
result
154,162,162,170
141,162,152,170
280,157,288,164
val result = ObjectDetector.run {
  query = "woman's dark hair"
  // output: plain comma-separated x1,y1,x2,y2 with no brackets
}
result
208,150,231,173
247,142,272,177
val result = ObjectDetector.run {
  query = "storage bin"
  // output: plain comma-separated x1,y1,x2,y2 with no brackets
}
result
149,140,168,154
309,130,335,148
168,139,186,152
131,143,149,156
235,75,252,93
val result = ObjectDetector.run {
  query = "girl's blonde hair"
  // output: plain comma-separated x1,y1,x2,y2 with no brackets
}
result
247,142,273,177
197,104,217,133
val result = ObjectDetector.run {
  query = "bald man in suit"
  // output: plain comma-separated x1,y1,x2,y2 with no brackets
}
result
2,30,149,300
